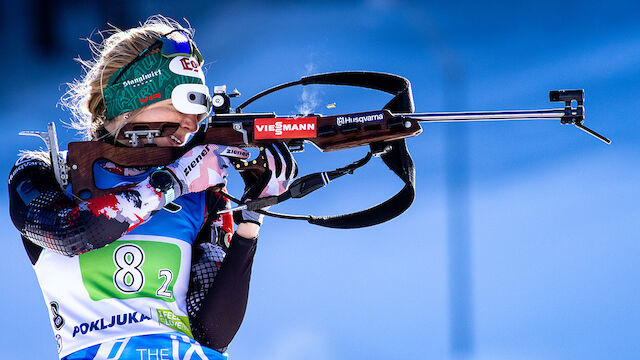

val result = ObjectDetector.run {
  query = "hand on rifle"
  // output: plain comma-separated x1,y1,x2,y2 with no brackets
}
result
166,144,247,196
234,143,298,226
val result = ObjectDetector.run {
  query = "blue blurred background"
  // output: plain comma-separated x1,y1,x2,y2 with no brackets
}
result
1,1,638,359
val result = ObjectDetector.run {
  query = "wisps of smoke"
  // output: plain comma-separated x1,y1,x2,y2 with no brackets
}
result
296,63,319,115
304,63,315,74
297,87,319,116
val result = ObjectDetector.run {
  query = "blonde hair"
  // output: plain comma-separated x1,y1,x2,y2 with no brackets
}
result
61,15,194,140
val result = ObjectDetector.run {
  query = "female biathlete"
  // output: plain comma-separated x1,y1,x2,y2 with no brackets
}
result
8,16,296,360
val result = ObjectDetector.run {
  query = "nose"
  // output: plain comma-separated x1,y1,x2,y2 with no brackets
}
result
181,114,199,133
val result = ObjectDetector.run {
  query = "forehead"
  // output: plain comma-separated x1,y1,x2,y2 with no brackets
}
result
129,100,177,121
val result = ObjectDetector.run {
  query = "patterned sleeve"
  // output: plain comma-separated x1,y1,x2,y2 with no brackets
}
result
187,233,257,353
8,156,168,257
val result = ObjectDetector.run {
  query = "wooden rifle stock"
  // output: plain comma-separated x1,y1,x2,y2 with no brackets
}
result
67,109,423,201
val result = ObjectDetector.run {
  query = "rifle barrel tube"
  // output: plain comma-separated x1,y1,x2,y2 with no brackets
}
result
403,108,566,122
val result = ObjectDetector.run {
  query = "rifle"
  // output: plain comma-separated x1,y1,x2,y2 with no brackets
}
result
21,71,609,228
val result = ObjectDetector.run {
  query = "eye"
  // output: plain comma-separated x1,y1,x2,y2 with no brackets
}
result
189,93,196,101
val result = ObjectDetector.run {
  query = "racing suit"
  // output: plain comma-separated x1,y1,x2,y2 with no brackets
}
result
8,155,256,359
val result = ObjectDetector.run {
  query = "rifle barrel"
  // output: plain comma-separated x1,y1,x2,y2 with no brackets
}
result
400,108,566,122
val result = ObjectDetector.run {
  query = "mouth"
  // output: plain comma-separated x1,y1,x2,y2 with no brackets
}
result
170,134,183,145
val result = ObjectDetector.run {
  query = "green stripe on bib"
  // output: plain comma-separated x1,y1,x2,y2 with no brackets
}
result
79,240,181,302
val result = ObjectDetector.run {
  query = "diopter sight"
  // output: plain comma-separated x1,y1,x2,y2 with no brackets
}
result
211,85,240,114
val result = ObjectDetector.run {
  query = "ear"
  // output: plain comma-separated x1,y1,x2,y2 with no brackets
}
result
101,112,132,145
103,112,128,134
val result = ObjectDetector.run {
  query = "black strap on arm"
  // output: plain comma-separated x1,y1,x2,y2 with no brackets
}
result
224,71,417,228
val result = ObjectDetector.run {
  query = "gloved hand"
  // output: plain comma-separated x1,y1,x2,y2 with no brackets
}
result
234,143,298,225
166,144,249,196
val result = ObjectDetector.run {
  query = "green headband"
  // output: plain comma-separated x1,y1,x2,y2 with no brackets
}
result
104,52,205,119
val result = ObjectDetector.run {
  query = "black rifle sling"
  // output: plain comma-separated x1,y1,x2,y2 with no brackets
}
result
305,139,415,228
272,73,416,228
249,143,415,228
303,78,416,228
230,71,417,228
